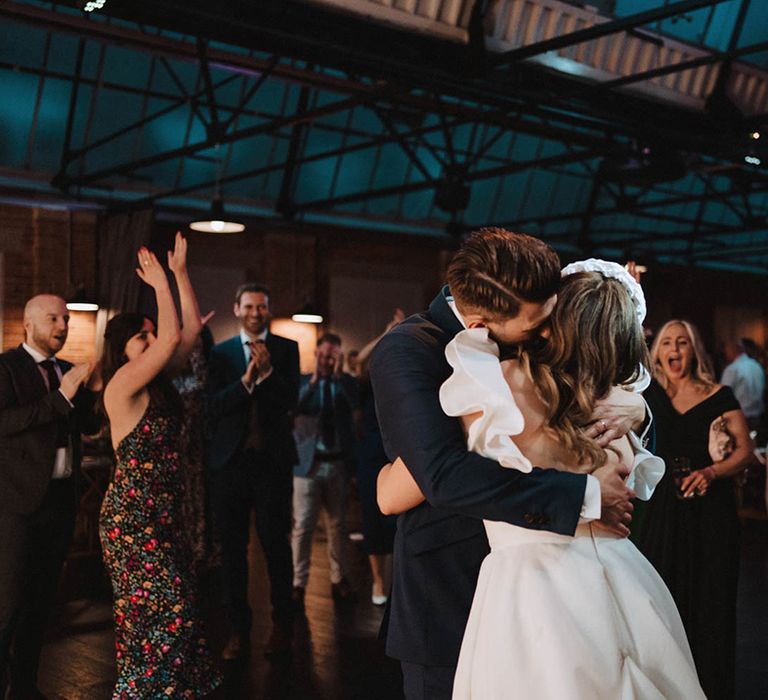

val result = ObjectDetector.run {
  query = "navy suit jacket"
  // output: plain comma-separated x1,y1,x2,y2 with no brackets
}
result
0,346,99,514
293,373,360,477
206,332,299,472
369,288,587,667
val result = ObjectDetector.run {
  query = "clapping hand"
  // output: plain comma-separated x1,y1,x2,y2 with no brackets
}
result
60,362,92,400
249,341,272,380
332,346,344,378
135,248,169,290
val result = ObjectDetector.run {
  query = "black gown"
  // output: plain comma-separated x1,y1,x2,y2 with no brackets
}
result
636,380,741,700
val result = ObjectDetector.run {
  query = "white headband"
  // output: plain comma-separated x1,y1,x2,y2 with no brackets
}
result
560,258,646,324
560,258,650,392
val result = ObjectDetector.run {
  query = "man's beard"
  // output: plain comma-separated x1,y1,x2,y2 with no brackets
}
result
33,329,65,355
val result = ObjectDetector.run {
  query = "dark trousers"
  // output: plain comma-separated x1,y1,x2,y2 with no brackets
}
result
0,479,76,695
211,449,294,634
401,662,456,700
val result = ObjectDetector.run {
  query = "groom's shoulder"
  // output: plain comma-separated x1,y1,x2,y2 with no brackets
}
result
373,311,448,361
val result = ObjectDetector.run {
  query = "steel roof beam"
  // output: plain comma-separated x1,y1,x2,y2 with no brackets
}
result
63,92,372,187
292,147,603,212
492,0,730,67
590,38,768,94
494,179,768,230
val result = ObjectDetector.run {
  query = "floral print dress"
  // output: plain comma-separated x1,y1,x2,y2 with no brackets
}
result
99,399,221,698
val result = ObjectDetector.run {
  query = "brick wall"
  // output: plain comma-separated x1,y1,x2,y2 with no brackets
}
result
1,204,98,360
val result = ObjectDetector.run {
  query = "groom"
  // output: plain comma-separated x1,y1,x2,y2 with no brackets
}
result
369,228,647,699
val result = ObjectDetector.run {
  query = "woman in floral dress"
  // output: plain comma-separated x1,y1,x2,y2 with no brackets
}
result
99,234,221,698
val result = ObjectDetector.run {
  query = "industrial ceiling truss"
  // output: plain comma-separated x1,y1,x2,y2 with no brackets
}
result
1,0,768,271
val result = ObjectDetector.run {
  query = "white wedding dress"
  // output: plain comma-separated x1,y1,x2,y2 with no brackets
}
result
445,329,705,700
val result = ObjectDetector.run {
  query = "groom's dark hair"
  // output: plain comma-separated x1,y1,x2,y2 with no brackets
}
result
447,228,561,320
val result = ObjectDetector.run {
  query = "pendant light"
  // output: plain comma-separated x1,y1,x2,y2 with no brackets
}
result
291,301,323,324
189,144,245,234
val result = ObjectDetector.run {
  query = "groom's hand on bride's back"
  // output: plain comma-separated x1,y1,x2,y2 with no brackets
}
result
592,462,635,538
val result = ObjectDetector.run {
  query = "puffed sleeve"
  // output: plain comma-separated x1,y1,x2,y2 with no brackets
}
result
439,328,533,473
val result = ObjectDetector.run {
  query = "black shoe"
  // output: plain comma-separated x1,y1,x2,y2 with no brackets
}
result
264,623,293,658
292,586,305,611
331,577,355,602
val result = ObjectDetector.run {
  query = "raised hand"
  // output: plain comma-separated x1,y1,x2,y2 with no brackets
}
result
135,248,169,290
60,362,92,400
332,347,345,378
386,308,406,332
167,231,188,275
624,260,641,284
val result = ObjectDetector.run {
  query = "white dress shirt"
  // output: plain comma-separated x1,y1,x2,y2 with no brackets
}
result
720,353,765,419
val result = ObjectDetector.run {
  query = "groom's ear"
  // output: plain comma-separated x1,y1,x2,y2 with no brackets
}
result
465,318,487,329
461,308,488,329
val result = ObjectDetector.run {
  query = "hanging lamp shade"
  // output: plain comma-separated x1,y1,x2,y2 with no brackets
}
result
291,302,323,324
189,197,245,234
66,286,99,312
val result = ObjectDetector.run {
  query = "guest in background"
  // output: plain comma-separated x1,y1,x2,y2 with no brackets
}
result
0,294,99,699
172,321,216,570
291,333,360,607
354,310,404,606
98,234,220,698
207,283,299,659
636,319,753,700
720,338,765,432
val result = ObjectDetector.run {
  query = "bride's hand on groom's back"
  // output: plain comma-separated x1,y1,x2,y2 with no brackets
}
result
586,387,646,447
592,462,635,538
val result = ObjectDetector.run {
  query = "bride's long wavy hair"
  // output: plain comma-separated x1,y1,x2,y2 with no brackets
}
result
522,271,650,469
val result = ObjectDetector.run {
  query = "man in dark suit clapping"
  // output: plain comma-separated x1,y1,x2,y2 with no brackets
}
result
0,294,99,699
207,283,299,660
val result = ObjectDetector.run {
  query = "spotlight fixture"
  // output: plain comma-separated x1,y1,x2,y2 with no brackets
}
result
745,155,762,166
189,144,245,233
750,131,761,140
291,302,323,324
78,0,107,12
599,142,686,186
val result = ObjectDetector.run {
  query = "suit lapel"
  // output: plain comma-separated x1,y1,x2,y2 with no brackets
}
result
12,346,49,398
227,336,247,374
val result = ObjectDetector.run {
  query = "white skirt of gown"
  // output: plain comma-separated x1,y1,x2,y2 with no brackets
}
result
452,521,704,700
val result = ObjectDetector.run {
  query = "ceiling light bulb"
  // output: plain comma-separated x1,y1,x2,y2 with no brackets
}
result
745,155,762,166
750,131,761,140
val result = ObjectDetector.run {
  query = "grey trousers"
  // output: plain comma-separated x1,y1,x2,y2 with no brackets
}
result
291,459,349,588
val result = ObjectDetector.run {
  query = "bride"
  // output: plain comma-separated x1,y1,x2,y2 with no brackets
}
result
377,260,704,699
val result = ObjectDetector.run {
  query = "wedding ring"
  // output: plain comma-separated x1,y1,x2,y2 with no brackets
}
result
600,419,608,432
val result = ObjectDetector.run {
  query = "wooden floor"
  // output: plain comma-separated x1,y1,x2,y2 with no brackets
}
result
37,519,768,700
